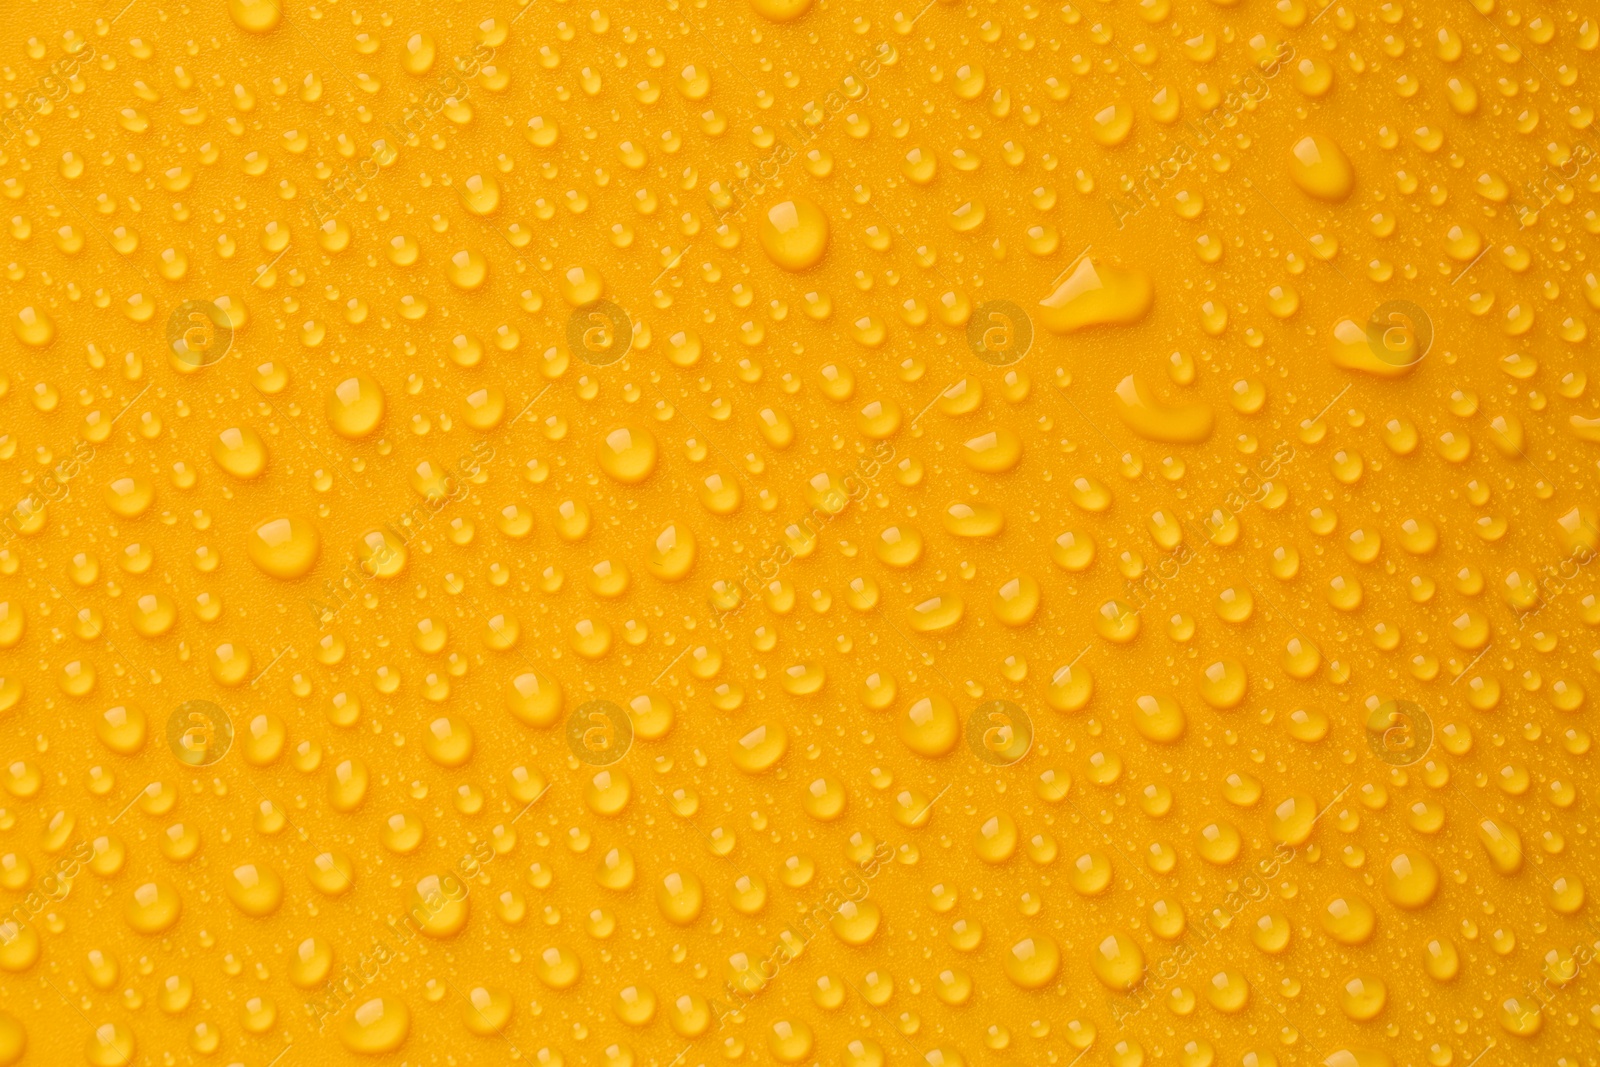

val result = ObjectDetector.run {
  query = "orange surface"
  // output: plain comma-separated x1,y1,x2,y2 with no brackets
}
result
0,1,1599,1066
